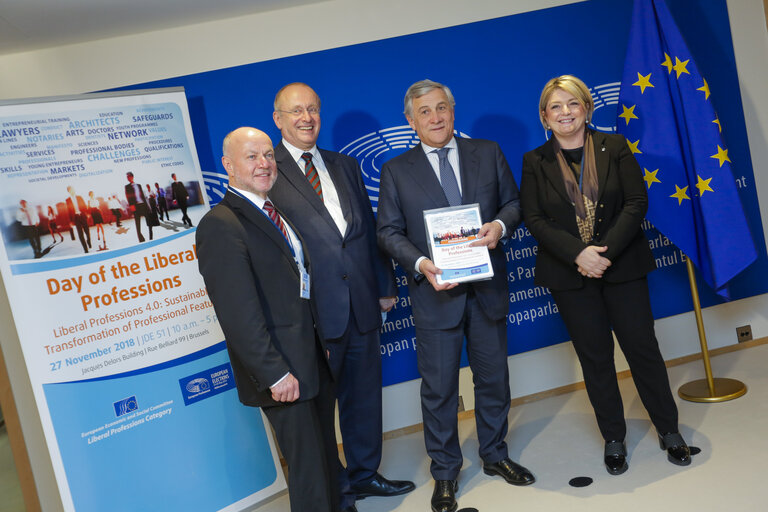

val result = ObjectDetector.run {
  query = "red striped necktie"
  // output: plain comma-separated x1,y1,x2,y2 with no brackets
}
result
301,152,323,201
263,200,288,239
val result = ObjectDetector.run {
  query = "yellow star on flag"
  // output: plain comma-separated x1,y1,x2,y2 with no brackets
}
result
710,145,731,167
695,175,714,196
670,185,690,205
672,56,690,78
618,104,639,125
661,53,674,74
713,116,722,133
643,168,661,188
697,78,711,100
627,139,642,154
632,72,654,94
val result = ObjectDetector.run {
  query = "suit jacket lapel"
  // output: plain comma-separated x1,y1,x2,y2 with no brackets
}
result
456,138,478,204
223,190,298,275
275,143,343,238
539,139,572,204
592,131,610,203
406,146,450,207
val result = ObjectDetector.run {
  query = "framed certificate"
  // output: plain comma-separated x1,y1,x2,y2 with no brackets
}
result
423,203,494,284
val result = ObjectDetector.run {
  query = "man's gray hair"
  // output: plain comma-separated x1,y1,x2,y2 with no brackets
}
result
403,79,456,118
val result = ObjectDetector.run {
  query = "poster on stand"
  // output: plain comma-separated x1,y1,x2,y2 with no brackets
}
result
0,88,285,512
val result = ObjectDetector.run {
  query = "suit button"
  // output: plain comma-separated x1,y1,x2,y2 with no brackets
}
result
342,274,348,280
599,204,605,208
342,242,346,248
595,232,600,236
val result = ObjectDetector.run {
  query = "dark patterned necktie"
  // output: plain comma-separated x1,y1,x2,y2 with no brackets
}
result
301,152,323,201
435,147,462,206
263,200,288,239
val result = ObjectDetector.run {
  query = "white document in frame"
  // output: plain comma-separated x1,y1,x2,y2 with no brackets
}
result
423,203,494,285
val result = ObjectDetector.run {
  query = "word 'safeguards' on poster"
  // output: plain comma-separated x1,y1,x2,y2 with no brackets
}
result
423,203,494,284
0,88,285,512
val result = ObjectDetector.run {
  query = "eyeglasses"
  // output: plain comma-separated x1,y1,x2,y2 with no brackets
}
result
276,106,320,117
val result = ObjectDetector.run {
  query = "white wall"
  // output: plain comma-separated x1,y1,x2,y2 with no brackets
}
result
0,0,766,508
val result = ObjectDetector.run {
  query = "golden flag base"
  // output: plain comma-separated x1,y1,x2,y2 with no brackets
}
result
677,258,748,403
678,377,747,403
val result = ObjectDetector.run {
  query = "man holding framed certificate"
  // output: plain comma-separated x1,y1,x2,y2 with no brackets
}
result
377,79,534,512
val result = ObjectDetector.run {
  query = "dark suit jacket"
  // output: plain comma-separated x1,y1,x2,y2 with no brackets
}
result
270,142,396,340
520,130,655,291
172,181,189,206
377,138,521,330
196,190,324,408
124,182,146,207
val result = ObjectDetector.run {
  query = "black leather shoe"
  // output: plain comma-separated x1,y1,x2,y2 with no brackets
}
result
341,506,358,512
483,457,535,486
431,479,458,512
604,440,628,475
352,472,416,499
659,432,691,466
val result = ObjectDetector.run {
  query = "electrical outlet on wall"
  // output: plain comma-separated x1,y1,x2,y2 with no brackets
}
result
736,325,753,343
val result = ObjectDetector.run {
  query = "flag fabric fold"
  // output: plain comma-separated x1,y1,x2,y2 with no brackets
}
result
616,0,756,296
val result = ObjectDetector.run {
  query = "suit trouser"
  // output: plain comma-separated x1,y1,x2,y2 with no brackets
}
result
24,225,41,256
415,291,510,480
327,320,383,503
132,203,153,241
262,357,340,512
178,199,192,225
551,277,678,441
73,213,91,252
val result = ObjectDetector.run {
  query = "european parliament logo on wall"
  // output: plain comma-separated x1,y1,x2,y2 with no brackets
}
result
202,170,229,206
588,82,621,133
339,126,470,211
113,396,138,417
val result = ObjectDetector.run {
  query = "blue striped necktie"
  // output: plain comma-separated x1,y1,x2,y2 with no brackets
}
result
435,147,461,206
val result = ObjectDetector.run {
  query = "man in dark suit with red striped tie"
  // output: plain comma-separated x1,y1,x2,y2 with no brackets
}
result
197,127,339,512
270,83,414,512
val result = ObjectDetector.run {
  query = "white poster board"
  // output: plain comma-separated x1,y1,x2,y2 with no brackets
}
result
0,88,285,512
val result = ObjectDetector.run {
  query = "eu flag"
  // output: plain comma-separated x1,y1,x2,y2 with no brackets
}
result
616,0,756,296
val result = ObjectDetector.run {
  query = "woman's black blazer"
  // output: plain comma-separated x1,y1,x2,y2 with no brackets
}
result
520,130,656,291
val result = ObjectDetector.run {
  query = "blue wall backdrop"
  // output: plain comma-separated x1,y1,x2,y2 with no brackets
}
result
114,0,767,386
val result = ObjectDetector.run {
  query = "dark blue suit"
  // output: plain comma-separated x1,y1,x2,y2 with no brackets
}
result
270,142,397,494
377,137,521,480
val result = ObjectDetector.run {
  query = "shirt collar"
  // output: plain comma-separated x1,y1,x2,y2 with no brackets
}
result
420,136,457,155
282,139,319,164
230,185,267,209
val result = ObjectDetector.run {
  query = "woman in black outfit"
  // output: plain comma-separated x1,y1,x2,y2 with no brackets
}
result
520,75,691,475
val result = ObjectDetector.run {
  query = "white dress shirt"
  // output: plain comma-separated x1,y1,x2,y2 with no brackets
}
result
281,139,348,237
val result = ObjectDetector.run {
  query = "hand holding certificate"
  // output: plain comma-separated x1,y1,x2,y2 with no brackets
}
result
423,204,496,285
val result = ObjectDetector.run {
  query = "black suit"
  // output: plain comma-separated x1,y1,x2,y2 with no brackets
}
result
520,130,678,441
172,180,192,226
270,142,396,494
196,189,339,512
125,182,153,242
66,194,91,252
377,137,521,480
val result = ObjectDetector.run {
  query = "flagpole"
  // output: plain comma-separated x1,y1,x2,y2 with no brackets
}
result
677,257,747,402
